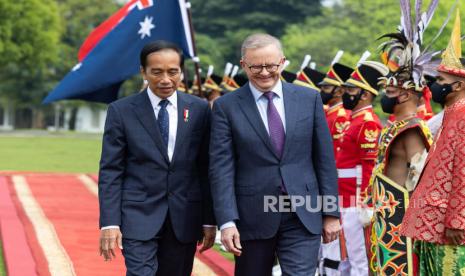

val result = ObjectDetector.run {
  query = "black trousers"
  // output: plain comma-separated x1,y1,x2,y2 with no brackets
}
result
122,216,197,276
234,212,321,276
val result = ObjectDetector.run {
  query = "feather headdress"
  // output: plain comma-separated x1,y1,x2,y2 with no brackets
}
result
378,0,458,91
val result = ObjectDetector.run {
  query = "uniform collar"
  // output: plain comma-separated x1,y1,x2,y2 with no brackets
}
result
352,105,373,119
327,102,343,115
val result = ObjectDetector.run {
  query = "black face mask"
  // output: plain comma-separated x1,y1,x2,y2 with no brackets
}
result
320,86,336,105
431,82,457,105
342,91,363,110
380,94,398,114
320,91,334,105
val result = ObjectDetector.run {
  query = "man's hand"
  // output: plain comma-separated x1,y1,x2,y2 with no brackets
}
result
323,216,341,244
445,228,465,245
99,228,123,261
198,226,216,253
221,226,242,256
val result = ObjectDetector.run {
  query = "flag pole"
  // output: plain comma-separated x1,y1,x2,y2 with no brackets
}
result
184,1,204,98
182,64,190,94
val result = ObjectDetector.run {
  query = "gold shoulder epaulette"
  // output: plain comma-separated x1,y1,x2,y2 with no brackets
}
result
364,112,374,122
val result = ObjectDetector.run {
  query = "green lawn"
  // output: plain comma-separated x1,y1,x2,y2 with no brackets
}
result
0,133,102,173
0,239,5,276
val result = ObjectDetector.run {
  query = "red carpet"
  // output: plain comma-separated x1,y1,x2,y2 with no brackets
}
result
195,249,234,276
24,174,126,275
0,173,233,276
0,176,36,276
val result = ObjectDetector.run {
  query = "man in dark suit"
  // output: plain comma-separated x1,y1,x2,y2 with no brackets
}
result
210,33,341,275
98,41,215,276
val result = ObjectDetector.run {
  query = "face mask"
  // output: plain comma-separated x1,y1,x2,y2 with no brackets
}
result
431,82,456,105
342,91,363,110
380,94,398,114
320,91,334,105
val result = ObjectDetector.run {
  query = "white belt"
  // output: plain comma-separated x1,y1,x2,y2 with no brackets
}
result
338,165,362,185
337,168,357,178
339,166,363,206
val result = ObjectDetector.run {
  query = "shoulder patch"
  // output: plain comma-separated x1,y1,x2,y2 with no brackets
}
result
364,112,374,122
363,128,379,143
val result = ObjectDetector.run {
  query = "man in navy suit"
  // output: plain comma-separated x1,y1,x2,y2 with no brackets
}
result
210,33,341,275
98,41,216,276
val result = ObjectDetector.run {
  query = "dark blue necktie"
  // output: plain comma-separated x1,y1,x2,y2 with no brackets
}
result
158,99,169,147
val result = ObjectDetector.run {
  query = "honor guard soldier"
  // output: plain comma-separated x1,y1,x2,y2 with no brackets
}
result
318,57,353,156
335,61,387,276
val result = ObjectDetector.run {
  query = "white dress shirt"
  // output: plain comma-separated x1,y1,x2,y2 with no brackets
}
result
220,80,287,231
147,88,178,162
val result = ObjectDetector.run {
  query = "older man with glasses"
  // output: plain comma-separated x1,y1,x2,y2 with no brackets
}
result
209,33,341,275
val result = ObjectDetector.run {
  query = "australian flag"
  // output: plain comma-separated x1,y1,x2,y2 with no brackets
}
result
43,0,194,104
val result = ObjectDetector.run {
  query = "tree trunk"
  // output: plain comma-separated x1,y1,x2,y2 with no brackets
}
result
68,107,78,130
31,108,45,129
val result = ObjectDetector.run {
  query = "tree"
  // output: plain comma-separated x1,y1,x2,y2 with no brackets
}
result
0,0,61,105
281,0,399,72
0,0,61,71
281,0,464,117
0,0,122,128
282,0,464,73
191,0,322,38
194,33,225,75
53,0,120,79
190,0,323,63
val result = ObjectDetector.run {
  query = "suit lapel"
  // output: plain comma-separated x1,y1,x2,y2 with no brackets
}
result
282,83,299,160
237,85,279,159
132,90,170,164
170,92,192,167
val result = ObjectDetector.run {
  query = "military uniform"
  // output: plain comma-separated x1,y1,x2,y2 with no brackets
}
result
294,67,326,91
320,63,353,158
221,72,247,92
336,106,381,275
335,61,388,276
281,70,297,83
337,107,381,208
204,73,224,106
316,60,354,275
326,103,350,157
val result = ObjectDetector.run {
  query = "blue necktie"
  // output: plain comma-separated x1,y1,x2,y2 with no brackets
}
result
158,100,169,147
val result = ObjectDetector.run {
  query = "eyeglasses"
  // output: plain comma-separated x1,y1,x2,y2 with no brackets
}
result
243,60,282,74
